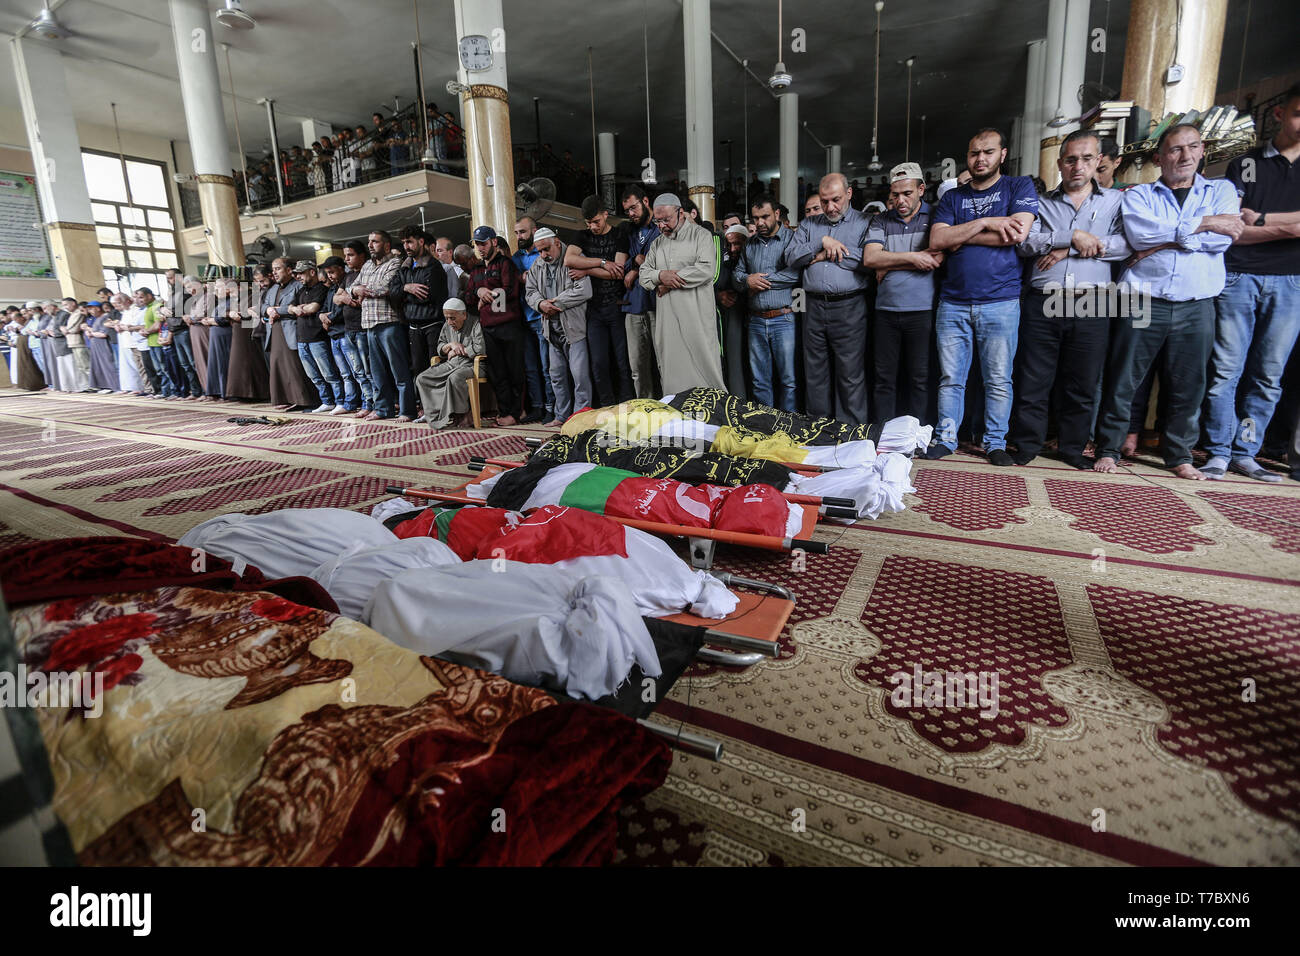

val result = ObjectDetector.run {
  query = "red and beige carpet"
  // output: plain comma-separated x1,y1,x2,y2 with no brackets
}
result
2,388,1298,866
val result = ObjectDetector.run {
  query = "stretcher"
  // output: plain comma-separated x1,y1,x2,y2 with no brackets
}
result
387,468,832,570
468,455,860,515
521,435,842,473
383,481,801,761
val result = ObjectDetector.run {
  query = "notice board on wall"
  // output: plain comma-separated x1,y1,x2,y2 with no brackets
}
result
0,172,53,277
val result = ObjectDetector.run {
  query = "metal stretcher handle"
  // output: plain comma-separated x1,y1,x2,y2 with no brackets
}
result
710,572,796,603
638,719,723,760
821,505,859,519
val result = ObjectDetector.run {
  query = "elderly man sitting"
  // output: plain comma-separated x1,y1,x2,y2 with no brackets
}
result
414,297,485,430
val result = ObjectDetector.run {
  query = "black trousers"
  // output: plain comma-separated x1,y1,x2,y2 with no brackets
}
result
482,319,526,419
408,321,443,380
586,301,634,406
1009,292,1110,459
1095,298,1215,467
803,294,868,424
873,308,933,422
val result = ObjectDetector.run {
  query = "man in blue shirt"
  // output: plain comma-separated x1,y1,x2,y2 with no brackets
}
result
1201,84,1300,482
786,173,873,424
513,215,551,423
863,162,944,422
734,194,801,410
620,184,661,398
927,128,1039,464
1093,124,1243,480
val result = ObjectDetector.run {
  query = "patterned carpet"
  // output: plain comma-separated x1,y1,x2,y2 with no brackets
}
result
2,388,1298,867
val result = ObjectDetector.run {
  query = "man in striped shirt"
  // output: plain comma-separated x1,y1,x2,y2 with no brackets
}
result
353,230,413,421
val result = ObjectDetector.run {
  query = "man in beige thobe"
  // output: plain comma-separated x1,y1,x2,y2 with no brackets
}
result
414,298,486,430
637,193,725,393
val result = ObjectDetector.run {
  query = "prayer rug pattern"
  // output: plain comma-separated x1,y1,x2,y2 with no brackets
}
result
2,390,1298,866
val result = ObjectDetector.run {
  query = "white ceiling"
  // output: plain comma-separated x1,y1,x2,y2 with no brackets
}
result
0,0,1293,188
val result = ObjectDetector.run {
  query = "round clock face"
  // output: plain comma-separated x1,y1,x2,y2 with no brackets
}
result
459,35,493,72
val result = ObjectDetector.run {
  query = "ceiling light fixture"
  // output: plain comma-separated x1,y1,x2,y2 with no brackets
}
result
215,0,256,31
868,2,884,172
768,0,791,91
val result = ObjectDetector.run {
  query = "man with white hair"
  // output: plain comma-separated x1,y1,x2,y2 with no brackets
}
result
787,173,873,422
413,298,486,430
526,227,593,424
638,193,725,393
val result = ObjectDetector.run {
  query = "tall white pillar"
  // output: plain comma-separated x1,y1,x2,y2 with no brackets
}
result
169,0,242,269
301,119,333,147
827,144,842,176
454,0,516,247
779,92,798,215
597,131,616,209
682,0,715,222
1040,0,1089,187
1022,39,1047,178
11,36,103,299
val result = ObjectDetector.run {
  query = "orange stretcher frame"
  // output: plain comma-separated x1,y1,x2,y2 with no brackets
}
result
387,467,830,568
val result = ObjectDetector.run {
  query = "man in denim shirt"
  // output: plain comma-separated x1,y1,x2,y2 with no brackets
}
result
734,194,800,411
1093,124,1243,480
621,185,661,398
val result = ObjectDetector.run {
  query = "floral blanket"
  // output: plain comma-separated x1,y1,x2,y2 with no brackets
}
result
0,538,669,865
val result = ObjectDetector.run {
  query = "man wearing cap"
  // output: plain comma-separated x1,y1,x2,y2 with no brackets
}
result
287,260,344,414
927,127,1039,464
513,215,552,423
355,230,413,421
413,298,485,430
620,184,661,398
863,162,944,422
565,196,633,406
734,194,801,411
639,193,726,393
716,222,751,398
526,227,593,425
786,173,873,423
1011,130,1128,468
466,224,526,425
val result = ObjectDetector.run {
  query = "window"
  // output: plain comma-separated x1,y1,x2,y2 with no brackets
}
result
82,149,182,296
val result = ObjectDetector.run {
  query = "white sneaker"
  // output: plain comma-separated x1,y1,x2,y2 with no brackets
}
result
311,403,332,413
329,404,348,415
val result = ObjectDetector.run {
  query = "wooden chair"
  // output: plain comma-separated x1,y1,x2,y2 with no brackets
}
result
429,354,492,428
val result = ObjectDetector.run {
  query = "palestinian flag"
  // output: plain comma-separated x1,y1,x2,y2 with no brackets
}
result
383,505,517,560
561,397,929,467
477,459,803,539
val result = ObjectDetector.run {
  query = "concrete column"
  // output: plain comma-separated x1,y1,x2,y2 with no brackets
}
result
169,0,243,270
779,92,798,216
301,118,333,148
1121,0,1229,122
455,0,516,247
682,0,716,223
1021,39,1047,179
827,144,842,176
11,36,104,300
1039,0,1090,189
597,131,616,210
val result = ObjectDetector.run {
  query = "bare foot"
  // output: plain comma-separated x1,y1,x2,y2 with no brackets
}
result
496,415,518,427
1093,456,1118,474
1171,463,1206,481
1119,433,1138,458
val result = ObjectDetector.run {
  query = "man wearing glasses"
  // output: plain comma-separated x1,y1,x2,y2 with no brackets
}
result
638,193,725,393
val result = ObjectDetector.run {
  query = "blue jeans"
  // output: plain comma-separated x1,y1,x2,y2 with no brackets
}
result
524,318,554,413
935,298,1020,450
298,339,342,406
329,334,369,411
367,322,415,418
345,330,374,410
748,313,796,411
1203,272,1300,461
169,326,203,396
149,345,178,397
